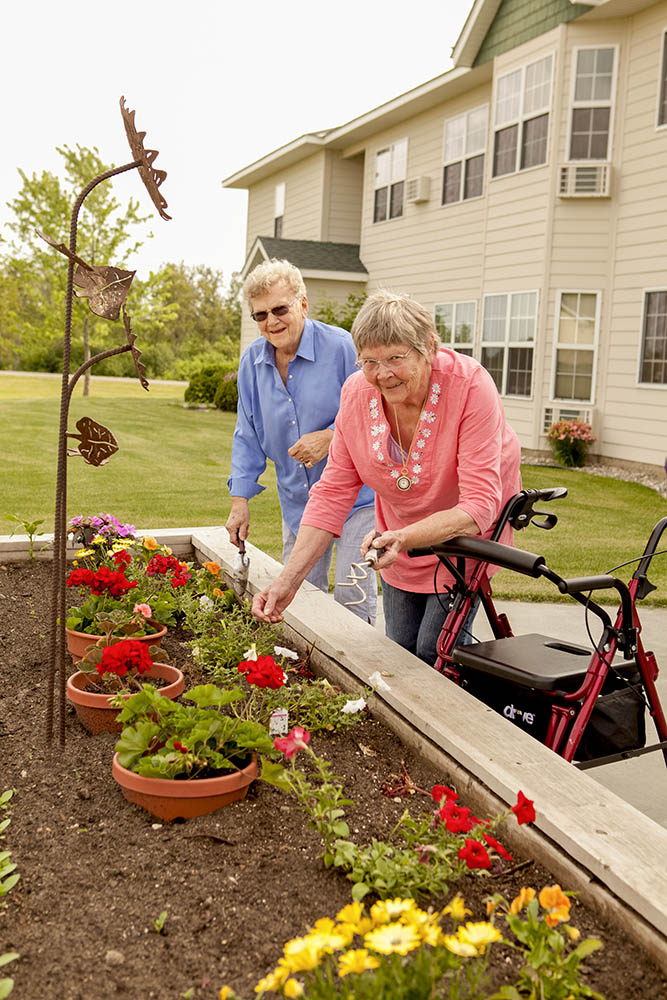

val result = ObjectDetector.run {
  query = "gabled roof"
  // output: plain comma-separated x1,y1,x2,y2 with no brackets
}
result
241,238,368,282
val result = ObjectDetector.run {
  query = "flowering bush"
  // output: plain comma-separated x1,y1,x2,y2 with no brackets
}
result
263,729,532,903
115,682,276,779
218,888,602,999
546,419,596,468
66,535,194,634
68,512,136,551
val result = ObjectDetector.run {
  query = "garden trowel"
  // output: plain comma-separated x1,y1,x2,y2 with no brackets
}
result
232,539,250,599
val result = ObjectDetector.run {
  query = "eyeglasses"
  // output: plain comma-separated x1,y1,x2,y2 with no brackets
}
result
355,348,415,375
250,297,300,323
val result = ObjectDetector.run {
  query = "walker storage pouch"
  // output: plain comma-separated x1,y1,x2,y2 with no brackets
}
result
574,672,646,761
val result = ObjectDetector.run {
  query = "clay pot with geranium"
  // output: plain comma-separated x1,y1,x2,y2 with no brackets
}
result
65,534,194,658
66,633,185,734
111,669,280,820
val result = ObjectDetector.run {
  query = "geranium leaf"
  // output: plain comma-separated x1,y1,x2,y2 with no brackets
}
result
114,720,160,769
184,684,244,708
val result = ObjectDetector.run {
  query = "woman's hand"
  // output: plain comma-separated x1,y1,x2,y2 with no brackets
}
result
251,578,298,623
361,528,405,570
288,429,334,468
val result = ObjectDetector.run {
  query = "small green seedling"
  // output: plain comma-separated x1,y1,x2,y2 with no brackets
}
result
6,515,47,559
152,910,168,934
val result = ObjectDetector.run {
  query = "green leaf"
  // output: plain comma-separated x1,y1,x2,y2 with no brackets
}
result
571,938,603,960
153,910,168,933
260,761,292,792
184,684,244,708
114,720,161,769
351,882,371,902
0,791,14,807
0,977,15,999
0,956,19,970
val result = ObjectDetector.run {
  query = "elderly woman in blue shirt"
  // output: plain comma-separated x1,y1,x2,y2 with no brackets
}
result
225,258,377,624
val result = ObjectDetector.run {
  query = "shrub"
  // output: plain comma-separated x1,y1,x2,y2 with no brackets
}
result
184,363,237,404
214,372,238,411
546,419,596,468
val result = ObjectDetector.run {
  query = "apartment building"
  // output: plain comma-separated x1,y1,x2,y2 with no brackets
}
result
223,0,667,469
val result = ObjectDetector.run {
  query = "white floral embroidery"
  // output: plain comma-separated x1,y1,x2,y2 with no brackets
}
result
416,439,426,449
422,411,436,423
377,452,384,461
413,463,422,473
372,441,380,451
371,423,386,436
390,469,400,478
411,450,421,460
422,428,432,438
412,475,420,484
365,384,441,488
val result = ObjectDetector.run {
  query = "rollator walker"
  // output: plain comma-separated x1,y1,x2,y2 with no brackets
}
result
409,487,667,770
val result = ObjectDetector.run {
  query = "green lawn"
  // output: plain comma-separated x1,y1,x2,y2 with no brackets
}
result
1,374,666,603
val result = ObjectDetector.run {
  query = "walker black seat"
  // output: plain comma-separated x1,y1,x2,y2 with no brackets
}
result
452,633,593,691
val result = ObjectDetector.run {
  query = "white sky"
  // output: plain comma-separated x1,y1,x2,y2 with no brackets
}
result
1,1,473,288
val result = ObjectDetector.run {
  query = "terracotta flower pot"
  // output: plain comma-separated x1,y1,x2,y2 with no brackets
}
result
111,753,258,822
66,621,168,664
66,663,185,734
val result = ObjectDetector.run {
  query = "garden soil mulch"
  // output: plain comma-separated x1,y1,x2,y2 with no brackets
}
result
2,560,666,1000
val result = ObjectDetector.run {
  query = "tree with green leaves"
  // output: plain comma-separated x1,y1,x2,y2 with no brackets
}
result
0,144,150,391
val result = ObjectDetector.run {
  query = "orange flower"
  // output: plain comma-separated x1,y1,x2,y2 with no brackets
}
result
203,561,221,576
539,885,571,926
509,887,536,915
213,587,224,597
143,536,158,550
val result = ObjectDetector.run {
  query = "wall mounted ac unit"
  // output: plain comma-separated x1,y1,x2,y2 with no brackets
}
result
542,405,595,434
558,163,610,198
405,176,431,204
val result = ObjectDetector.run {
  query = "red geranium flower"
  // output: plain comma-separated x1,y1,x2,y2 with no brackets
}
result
482,832,514,861
432,784,458,804
439,800,477,834
511,791,536,826
274,726,311,759
96,639,153,678
239,654,285,689
458,838,492,870
112,549,131,569
67,567,95,588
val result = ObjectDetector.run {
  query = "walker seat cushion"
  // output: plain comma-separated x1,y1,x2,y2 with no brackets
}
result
452,633,591,690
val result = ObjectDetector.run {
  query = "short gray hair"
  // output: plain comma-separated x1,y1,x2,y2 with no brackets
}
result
242,258,307,308
351,290,437,357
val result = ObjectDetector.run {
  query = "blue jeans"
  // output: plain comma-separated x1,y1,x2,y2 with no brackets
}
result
382,581,480,667
282,505,378,625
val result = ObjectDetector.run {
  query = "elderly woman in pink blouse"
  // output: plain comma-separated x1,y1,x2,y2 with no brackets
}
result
252,290,522,665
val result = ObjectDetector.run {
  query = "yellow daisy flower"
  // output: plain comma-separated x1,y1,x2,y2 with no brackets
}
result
283,935,326,972
457,922,502,955
332,922,356,947
90,534,106,545
219,988,235,1000
254,966,287,992
311,918,336,934
74,548,95,558
370,898,417,925
442,894,472,922
336,902,364,926
443,934,478,957
338,948,381,977
364,921,421,956
283,979,304,998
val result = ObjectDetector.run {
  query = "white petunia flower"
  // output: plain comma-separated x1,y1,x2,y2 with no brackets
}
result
242,643,258,661
368,671,392,692
199,595,214,610
342,697,367,714
274,645,299,660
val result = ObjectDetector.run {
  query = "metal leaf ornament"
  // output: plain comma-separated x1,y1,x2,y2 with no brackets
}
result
67,416,119,466
120,96,171,221
122,307,150,391
35,229,135,320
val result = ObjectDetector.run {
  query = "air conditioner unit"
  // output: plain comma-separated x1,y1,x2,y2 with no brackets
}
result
542,406,596,434
405,176,431,204
558,163,610,198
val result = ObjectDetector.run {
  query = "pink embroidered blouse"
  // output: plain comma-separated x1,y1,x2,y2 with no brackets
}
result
301,349,522,593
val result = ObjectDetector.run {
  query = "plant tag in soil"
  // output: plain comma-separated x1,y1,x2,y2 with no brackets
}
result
269,708,289,735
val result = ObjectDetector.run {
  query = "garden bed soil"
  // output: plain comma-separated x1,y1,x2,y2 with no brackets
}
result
2,560,666,1000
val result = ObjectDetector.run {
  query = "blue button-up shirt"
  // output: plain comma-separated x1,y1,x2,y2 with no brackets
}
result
227,317,374,535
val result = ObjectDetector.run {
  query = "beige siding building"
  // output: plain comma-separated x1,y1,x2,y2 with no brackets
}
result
224,0,667,470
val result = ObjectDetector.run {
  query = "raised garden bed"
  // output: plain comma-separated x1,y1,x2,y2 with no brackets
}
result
1,538,667,998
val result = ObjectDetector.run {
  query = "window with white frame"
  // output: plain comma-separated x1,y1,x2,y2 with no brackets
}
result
639,291,667,384
492,55,553,177
373,139,408,223
481,291,538,396
658,32,667,126
434,301,476,354
569,47,615,159
553,292,598,402
442,107,488,204
274,182,285,238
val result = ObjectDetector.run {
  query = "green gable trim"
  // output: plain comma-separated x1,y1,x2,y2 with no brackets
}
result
474,0,593,67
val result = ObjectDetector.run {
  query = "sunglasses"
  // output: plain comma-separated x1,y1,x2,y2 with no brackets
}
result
250,296,300,323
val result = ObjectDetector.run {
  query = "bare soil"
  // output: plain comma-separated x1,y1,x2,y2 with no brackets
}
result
1,560,666,999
